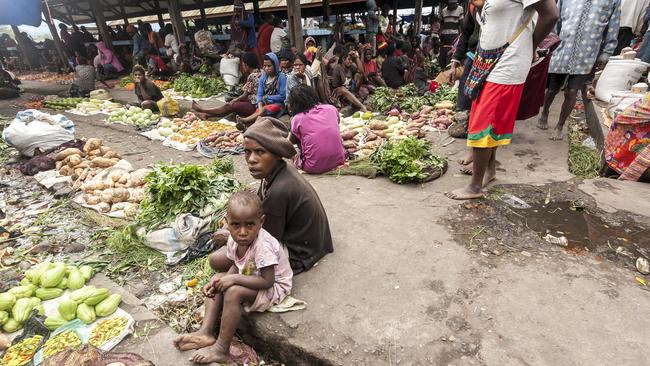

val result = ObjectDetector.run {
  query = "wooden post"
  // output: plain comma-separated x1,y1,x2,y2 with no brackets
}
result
168,0,186,46
42,2,70,71
391,0,397,33
90,0,113,50
118,0,129,24
322,0,330,27
154,0,165,28
198,0,207,23
287,0,304,52
414,0,423,36
11,26,33,69
252,0,260,20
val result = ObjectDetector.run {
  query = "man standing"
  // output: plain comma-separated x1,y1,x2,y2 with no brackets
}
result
439,0,464,68
367,0,380,56
80,26,96,43
270,18,287,53
537,0,621,140
615,0,650,55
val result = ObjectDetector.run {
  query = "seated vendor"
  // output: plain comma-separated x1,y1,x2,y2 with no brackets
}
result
147,48,172,78
358,44,386,88
381,44,408,89
132,65,163,111
285,52,319,105
235,52,287,129
288,84,346,174
330,50,368,112
209,117,334,275
192,52,261,119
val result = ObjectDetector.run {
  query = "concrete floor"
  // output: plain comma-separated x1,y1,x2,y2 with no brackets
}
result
7,81,650,365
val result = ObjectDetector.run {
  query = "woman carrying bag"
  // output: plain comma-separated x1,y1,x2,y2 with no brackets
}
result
446,0,559,200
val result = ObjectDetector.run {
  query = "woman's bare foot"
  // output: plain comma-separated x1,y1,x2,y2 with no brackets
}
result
549,126,564,140
460,163,473,175
445,185,484,200
483,173,496,187
190,340,230,364
537,115,549,130
458,155,473,165
173,332,216,351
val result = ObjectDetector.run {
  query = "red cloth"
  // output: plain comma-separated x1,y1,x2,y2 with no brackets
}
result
394,49,404,57
150,55,169,72
468,82,524,148
258,23,274,55
516,55,551,120
362,60,378,76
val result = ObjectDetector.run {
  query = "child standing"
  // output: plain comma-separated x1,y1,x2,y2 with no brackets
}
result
173,191,293,364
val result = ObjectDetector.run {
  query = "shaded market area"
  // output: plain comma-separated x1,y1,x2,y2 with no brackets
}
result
0,0,650,365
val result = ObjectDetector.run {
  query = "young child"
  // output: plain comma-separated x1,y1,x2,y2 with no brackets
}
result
69,56,97,97
146,48,172,77
173,191,293,364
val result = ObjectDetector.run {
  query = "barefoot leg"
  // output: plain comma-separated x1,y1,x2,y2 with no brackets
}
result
458,150,473,165
191,285,258,364
446,147,493,200
238,109,262,126
538,81,561,130
460,163,473,175
337,87,367,112
550,88,578,140
174,293,223,351
208,247,233,273
483,148,497,187
195,104,233,118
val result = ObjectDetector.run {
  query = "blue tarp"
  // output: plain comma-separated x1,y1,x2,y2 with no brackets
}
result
0,0,42,27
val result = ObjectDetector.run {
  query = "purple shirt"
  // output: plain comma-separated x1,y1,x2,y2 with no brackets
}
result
291,104,346,174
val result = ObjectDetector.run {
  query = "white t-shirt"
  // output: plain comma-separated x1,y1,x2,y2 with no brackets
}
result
478,0,540,85
164,34,179,54
270,27,287,53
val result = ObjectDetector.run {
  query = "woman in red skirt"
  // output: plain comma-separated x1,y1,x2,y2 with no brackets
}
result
446,0,559,200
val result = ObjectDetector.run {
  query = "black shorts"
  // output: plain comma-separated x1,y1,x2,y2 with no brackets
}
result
548,73,592,91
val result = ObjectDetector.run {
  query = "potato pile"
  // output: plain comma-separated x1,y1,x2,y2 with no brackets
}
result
55,138,120,185
202,130,243,149
340,117,427,158
80,169,148,216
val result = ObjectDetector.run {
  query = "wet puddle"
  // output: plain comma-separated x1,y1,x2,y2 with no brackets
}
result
502,200,649,259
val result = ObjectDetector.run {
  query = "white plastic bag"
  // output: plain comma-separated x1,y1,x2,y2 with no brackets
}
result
219,56,241,87
3,119,75,157
595,59,650,102
139,214,212,263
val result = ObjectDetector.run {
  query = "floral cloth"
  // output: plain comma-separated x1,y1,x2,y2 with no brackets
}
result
550,0,621,75
243,70,261,104
604,93,650,180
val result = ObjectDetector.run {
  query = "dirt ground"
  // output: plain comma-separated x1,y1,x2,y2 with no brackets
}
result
2,81,650,365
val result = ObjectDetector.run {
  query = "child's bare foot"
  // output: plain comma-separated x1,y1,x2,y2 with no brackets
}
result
190,340,229,364
173,332,216,351
537,115,549,130
549,126,564,140
445,185,484,200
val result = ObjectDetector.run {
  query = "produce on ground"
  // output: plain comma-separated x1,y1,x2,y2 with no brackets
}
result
171,74,228,98
42,331,81,358
370,84,457,113
0,261,97,334
202,130,244,149
80,168,148,216
119,76,134,87
71,99,124,115
106,106,159,128
89,316,128,347
166,119,238,146
43,97,86,111
369,137,447,184
1,334,42,366
55,138,121,188
136,158,239,230
153,80,171,90
18,72,74,84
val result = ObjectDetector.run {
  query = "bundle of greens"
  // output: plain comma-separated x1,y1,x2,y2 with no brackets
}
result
119,76,134,87
370,84,457,113
171,74,228,98
370,137,447,184
136,158,240,230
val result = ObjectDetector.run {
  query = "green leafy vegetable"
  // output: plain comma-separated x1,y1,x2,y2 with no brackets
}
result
370,137,447,184
136,157,240,229
370,84,457,113
119,76,134,87
171,74,228,98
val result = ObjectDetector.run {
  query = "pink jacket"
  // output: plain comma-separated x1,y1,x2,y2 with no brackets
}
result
94,42,124,72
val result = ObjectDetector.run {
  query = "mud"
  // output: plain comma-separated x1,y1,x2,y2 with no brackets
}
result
443,181,649,271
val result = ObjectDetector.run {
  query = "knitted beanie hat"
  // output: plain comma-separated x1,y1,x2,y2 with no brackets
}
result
243,117,296,158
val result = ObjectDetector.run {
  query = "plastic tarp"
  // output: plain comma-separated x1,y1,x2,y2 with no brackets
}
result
0,0,42,27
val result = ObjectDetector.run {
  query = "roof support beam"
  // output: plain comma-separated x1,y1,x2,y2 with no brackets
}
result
413,0,423,35
287,0,303,52
153,0,165,28
168,0,186,47
43,1,71,72
90,0,114,50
